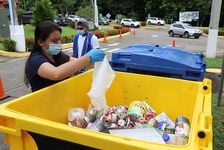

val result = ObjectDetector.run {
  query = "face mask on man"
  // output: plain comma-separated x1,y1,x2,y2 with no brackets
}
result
77,29,85,36
47,44,61,55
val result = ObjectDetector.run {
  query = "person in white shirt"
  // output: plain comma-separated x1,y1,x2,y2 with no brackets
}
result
72,18,100,58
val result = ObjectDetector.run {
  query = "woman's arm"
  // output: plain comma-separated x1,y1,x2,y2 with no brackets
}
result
37,55,90,81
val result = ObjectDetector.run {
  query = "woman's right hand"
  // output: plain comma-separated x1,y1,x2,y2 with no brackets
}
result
87,49,105,64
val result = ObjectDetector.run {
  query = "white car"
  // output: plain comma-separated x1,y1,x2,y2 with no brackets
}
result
168,22,202,39
146,17,165,26
120,19,140,28
68,15,80,22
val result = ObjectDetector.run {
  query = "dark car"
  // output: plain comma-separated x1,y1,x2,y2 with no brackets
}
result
99,17,109,25
54,15,68,26
22,11,33,24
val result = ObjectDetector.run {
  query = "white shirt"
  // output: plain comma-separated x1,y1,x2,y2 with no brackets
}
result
77,34,100,58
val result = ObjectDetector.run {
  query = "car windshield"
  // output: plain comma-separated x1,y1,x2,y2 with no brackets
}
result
184,24,193,29
131,19,137,22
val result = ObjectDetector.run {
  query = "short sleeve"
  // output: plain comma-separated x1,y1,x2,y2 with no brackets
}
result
27,52,49,79
91,35,100,49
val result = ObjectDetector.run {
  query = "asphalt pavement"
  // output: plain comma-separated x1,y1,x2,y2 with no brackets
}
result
0,26,223,149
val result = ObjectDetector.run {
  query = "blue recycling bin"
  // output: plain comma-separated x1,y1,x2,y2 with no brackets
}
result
110,44,206,81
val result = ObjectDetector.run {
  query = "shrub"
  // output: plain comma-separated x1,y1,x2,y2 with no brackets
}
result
69,21,76,29
113,25,122,30
25,38,35,51
32,0,56,26
76,5,94,21
107,29,119,36
61,36,73,44
218,30,224,36
141,22,146,26
203,29,224,36
2,39,16,52
92,31,105,38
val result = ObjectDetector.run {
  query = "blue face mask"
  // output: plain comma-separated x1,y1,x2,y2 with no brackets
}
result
47,44,61,55
77,30,85,36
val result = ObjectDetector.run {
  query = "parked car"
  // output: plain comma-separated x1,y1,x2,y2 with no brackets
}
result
168,22,202,39
99,17,109,25
54,14,68,26
120,18,140,28
22,11,33,24
146,17,165,26
67,15,80,22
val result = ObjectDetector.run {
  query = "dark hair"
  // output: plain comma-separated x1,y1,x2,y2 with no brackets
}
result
24,21,64,87
33,20,62,53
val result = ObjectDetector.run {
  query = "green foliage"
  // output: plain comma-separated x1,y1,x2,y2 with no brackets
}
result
61,35,73,43
203,28,224,36
212,93,224,150
76,5,94,21
141,22,146,26
25,38,34,52
17,8,24,16
205,58,222,68
93,27,130,38
32,0,56,25
2,39,16,52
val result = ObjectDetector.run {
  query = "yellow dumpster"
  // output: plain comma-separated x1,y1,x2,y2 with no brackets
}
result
0,71,212,150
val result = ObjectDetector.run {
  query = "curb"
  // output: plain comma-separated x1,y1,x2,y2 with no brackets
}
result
203,33,224,39
0,32,131,58
206,68,221,74
141,26,160,29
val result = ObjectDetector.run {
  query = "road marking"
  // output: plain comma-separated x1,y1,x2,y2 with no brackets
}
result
102,48,109,51
107,48,120,53
152,34,158,37
108,43,120,47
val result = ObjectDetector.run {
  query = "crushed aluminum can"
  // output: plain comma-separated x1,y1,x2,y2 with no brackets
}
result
138,117,147,124
129,114,138,122
116,106,127,119
145,111,155,120
118,119,126,127
110,123,117,128
111,113,117,123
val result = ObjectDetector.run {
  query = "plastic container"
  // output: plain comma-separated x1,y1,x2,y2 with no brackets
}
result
110,44,206,81
0,71,212,150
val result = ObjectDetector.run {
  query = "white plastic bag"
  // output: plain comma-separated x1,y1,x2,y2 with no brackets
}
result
87,57,115,110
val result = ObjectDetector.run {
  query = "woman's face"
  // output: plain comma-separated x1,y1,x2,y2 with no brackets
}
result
39,30,61,51
44,30,61,48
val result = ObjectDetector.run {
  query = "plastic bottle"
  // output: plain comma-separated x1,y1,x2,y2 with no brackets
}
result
175,117,190,145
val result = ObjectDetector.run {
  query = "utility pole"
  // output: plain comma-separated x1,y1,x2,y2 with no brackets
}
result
206,0,222,58
8,0,26,52
94,0,99,28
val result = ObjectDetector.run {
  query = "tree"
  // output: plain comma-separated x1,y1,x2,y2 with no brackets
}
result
76,5,94,20
32,0,56,25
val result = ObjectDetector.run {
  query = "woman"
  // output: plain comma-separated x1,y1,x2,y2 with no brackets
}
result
24,21,104,150
25,20,105,92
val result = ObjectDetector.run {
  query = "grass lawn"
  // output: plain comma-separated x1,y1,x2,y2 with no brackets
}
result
212,94,224,150
0,43,3,50
24,25,76,39
206,58,222,68
207,58,224,150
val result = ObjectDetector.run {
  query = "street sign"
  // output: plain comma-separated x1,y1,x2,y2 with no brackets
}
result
106,13,111,18
179,11,199,22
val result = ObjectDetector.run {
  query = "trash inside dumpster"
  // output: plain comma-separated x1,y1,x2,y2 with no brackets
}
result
0,70,212,150
68,102,191,146
110,44,206,81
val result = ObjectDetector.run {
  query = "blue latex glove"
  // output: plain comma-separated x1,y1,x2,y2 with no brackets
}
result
87,49,105,64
